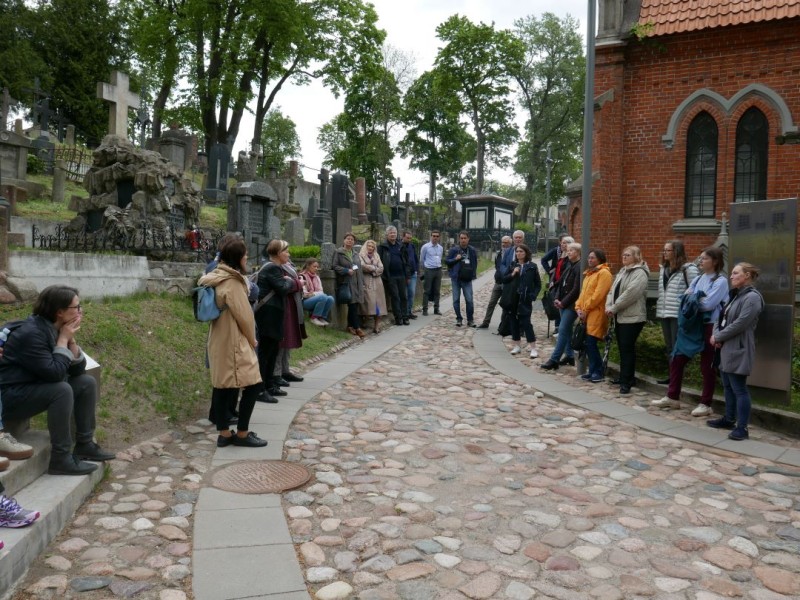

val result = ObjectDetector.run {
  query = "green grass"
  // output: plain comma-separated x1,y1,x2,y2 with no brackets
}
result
0,294,350,449
200,205,228,230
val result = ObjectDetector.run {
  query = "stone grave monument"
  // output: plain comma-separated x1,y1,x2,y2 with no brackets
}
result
284,217,305,246
311,168,332,246
205,143,230,203
0,129,32,206
331,172,352,244
275,160,303,222
229,180,279,258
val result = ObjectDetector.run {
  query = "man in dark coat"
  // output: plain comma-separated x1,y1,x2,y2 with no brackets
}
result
378,226,410,325
445,231,478,327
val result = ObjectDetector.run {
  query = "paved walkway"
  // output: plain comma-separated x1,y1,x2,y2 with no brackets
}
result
13,271,800,600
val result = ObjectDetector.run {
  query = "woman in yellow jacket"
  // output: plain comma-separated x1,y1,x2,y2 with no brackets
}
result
575,249,613,383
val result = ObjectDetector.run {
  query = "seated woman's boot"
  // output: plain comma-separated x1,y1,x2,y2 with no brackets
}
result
48,452,98,476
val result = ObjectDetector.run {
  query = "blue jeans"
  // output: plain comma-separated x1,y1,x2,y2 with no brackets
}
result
303,294,334,319
450,278,474,321
585,334,603,378
549,308,577,361
406,273,417,316
721,371,751,427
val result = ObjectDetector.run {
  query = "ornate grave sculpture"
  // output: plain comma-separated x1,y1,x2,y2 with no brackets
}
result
68,134,202,247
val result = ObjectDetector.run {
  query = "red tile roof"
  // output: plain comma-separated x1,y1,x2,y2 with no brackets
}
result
639,0,800,36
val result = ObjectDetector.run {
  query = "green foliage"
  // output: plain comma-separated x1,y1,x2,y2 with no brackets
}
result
288,245,320,260
0,0,48,97
514,221,535,233
434,15,520,194
27,154,45,175
508,13,585,223
200,205,228,230
260,109,302,174
630,22,656,41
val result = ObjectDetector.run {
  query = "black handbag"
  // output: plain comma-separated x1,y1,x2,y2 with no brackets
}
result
497,311,512,337
571,320,587,353
336,284,352,305
541,289,560,321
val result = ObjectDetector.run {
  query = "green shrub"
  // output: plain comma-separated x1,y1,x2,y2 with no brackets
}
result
288,245,321,260
514,221,536,233
27,154,45,175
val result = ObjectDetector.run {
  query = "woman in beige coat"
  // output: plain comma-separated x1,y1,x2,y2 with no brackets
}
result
359,240,389,333
198,238,268,448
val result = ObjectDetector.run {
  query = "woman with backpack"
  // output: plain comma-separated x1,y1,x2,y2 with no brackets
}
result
501,244,542,358
655,240,699,383
198,238,269,448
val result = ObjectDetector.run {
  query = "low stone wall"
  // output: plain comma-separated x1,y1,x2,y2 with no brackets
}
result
147,261,205,296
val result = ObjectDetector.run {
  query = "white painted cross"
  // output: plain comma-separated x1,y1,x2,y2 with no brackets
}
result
96,71,140,138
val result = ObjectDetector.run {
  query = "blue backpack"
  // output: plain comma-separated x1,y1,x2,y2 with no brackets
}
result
192,285,225,322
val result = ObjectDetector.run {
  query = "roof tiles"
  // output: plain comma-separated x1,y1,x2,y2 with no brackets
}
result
639,0,800,35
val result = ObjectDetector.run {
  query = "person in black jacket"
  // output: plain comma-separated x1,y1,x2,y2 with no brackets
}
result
501,244,542,358
378,226,410,325
0,286,115,475
402,231,420,320
445,231,478,327
540,242,582,370
478,236,513,329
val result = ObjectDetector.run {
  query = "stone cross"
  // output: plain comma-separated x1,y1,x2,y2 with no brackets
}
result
1,88,16,131
23,77,48,106
97,71,140,138
318,168,330,212
34,98,55,135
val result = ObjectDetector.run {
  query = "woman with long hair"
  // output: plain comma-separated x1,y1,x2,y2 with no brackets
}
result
199,239,268,448
502,244,542,358
575,249,613,382
332,233,366,338
605,246,650,394
652,246,728,416
655,239,699,383
359,240,388,334
708,263,764,440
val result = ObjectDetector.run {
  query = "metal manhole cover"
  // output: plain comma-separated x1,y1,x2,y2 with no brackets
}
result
211,461,311,494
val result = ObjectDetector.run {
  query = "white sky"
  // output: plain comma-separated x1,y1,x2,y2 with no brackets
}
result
235,0,589,201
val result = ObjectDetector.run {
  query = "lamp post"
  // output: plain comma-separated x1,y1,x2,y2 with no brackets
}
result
580,0,597,272
542,142,554,254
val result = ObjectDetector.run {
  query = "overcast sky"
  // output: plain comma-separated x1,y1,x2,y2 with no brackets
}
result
236,0,590,200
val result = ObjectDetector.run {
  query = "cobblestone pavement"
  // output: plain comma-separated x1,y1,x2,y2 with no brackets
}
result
13,276,800,600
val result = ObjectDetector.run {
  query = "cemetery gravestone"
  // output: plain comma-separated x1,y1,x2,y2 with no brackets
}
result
205,143,230,203
158,128,188,173
285,217,305,246
97,71,140,138
312,169,332,246
331,172,352,245
230,180,278,257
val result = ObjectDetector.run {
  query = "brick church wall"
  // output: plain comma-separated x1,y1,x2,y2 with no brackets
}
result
576,19,800,270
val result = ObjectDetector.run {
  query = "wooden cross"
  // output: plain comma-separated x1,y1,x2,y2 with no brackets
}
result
96,71,140,138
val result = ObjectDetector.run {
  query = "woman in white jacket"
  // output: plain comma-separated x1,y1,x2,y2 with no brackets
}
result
655,240,699,383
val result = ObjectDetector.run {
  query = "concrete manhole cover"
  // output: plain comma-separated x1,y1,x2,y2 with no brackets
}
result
211,461,311,494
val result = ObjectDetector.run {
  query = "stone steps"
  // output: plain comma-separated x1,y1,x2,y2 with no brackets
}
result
0,429,103,599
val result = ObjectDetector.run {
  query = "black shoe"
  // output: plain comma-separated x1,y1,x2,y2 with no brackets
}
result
402,318,410,325
256,391,279,404
728,427,749,441
619,385,631,395
48,453,99,475
275,377,290,387
231,432,268,448
657,377,670,385
217,431,235,447
407,314,417,320
467,321,477,328
395,319,403,326
540,360,560,371
707,417,736,430
477,323,490,329
73,441,116,462
422,309,428,316
282,372,303,382
434,309,442,315
558,357,575,366
456,319,463,327
268,386,288,397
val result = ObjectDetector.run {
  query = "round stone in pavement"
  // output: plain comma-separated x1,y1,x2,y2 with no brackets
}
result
211,460,311,494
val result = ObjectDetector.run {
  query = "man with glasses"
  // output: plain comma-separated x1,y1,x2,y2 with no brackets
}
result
477,236,513,329
0,285,115,476
419,230,444,316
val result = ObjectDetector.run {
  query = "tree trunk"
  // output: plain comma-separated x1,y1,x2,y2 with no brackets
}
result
428,168,436,204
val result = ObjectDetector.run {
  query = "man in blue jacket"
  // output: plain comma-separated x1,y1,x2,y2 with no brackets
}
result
402,231,419,320
445,231,478,327
477,236,513,329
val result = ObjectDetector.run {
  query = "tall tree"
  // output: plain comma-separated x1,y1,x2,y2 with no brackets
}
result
508,13,585,223
434,15,521,194
0,0,48,104
34,0,130,144
260,108,301,174
399,69,476,204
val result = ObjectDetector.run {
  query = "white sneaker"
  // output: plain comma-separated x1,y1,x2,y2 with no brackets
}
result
309,317,324,327
529,346,539,358
0,432,34,460
510,345,521,355
650,396,681,409
691,404,712,417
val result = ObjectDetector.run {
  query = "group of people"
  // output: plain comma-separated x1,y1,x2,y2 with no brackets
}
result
332,227,422,337
537,236,763,441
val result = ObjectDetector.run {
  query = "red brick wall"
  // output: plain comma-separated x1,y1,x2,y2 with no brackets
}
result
579,19,800,271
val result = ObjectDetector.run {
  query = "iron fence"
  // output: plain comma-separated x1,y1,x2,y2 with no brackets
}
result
54,146,92,182
31,222,225,263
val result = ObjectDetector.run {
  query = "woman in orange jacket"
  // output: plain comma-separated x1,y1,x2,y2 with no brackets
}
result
575,249,613,382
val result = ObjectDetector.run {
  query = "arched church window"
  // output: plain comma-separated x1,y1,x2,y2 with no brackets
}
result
734,107,768,203
684,112,718,218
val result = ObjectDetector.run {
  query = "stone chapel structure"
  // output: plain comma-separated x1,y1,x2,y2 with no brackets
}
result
570,0,800,267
